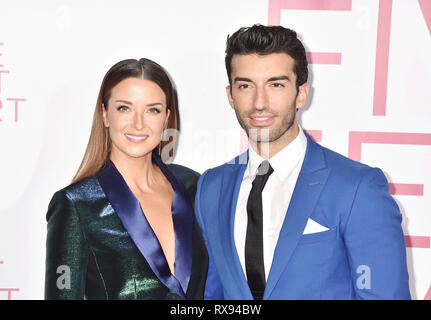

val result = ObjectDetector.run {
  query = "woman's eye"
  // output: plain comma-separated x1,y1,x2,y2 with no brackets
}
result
148,108,161,114
117,105,130,112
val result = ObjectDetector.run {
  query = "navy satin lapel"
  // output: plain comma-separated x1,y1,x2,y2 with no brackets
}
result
264,135,331,299
219,151,253,299
153,154,193,296
96,158,189,298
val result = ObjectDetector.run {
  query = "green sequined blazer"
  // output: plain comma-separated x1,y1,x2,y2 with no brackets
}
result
45,158,208,300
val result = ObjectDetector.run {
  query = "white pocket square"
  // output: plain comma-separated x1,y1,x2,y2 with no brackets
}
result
302,218,329,235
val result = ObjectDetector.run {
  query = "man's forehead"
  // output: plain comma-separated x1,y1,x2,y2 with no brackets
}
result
231,53,296,80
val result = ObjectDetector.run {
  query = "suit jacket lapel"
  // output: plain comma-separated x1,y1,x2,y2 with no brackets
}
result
96,157,189,298
264,134,331,299
218,152,253,299
153,155,194,296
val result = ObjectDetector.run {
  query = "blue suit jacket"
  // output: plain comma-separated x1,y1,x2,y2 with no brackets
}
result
195,133,410,299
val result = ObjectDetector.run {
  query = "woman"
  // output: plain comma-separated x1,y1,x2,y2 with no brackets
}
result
45,58,208,299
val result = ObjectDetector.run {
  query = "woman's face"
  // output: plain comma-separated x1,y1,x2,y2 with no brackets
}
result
102,77,170,160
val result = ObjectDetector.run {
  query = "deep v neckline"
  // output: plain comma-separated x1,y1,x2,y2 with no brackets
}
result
96,153,194,298
133,173,176,275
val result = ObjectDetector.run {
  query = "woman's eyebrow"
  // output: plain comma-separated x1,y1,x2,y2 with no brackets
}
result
146,102,164,107
114,99,133,104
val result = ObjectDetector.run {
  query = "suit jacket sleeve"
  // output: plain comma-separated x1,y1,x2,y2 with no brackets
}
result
195,170,224,300
343,168,410,299
45,190,89,300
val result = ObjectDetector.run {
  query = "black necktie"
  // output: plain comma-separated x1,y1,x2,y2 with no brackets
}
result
245,160,274,300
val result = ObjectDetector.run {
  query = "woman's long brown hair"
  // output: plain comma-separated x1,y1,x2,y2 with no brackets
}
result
71,58,179,184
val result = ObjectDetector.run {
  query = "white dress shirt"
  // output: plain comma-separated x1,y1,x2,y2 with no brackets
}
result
234,126,307,280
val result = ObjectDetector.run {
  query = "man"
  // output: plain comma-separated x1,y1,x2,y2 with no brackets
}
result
195,24,410,299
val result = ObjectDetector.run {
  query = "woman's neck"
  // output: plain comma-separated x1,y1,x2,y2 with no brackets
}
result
109,151,160,194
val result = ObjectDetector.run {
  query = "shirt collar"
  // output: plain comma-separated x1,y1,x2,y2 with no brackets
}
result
246,125,307,181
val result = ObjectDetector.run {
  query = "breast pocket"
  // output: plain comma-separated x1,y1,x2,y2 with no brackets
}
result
298,227,337,245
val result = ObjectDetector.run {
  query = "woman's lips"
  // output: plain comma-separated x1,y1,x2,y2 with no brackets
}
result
125,133,149,143
249,115,275,127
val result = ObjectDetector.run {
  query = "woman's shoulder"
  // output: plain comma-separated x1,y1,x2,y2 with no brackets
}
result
48,175,102,209
167,163,200,202
46,175,103,221
167,163,200,183
55,175,99,197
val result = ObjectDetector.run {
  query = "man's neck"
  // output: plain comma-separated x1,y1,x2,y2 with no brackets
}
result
250,122,300,159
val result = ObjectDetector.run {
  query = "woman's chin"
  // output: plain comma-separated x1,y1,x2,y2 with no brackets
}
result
111,144,159,160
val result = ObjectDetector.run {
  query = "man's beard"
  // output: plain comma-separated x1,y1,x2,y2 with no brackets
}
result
234,107,296,143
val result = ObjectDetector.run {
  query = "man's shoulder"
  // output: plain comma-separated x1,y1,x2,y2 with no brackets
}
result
320,143,369,169
200,153,247,182
313,140,380,182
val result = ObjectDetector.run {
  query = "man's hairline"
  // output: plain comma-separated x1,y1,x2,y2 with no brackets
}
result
227,52,301,93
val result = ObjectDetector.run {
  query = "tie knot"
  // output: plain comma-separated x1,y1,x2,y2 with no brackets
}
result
252,161,274,191
257,160,273,176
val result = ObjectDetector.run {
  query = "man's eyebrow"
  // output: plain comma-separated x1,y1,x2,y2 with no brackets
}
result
267,75,290,82
233,77,252,83
233,76,291,83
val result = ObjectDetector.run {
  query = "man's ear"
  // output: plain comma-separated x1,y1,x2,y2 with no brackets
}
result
295,83,309,110
226,85,235,109
102,104,109,127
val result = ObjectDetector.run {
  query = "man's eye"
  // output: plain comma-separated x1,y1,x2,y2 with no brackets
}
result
271,83,285,88
238,84,250,89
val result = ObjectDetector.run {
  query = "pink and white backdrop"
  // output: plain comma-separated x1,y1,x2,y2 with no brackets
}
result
0,0,430,300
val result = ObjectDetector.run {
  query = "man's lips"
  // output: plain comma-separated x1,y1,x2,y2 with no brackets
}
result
125,133,149,143
249,114,276,127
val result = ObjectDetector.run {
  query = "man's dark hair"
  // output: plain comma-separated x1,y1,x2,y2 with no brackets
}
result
225,24,308,91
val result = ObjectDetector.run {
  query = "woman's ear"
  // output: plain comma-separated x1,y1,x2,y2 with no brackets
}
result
164,108,170,129
102,104,109,127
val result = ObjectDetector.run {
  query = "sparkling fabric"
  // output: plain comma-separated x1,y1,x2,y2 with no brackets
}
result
44,155,207,300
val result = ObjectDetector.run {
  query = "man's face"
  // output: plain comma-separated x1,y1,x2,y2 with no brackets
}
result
226,53,308,146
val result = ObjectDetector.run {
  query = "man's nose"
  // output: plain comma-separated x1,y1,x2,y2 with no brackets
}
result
253,87,268,111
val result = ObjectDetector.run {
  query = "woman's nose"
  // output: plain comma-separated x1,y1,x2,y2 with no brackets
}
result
132,112,145,130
